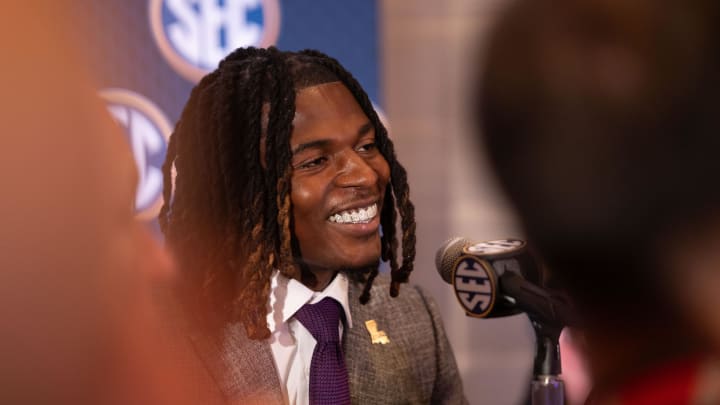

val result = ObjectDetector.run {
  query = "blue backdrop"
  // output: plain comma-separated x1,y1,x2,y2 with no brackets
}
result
69,0,379,222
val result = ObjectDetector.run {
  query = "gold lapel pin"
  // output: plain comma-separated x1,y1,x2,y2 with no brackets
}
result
364,320,390,344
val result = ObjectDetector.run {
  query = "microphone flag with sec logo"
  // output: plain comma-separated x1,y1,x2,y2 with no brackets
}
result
436,238,530,319
436,237,575,326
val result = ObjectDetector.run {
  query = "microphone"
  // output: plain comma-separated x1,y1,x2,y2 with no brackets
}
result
435,237,575,326
437,237,574,402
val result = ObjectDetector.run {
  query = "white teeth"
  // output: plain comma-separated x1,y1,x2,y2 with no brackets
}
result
329,203,378,224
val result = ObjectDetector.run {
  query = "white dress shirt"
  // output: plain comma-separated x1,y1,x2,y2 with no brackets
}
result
266,271,353,405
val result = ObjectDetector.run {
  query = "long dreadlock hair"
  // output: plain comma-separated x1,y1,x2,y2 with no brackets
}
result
159,47,416,340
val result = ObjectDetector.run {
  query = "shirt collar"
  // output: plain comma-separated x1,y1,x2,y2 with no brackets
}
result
266,271,353,333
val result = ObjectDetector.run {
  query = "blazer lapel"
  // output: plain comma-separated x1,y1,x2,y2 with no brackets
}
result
343,278,422,405
344,280,385,401
189,322,285,405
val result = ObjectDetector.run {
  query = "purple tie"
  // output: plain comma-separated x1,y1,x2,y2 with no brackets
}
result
294,297,351,405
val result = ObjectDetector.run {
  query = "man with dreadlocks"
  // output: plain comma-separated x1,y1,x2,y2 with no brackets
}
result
159,47,466,405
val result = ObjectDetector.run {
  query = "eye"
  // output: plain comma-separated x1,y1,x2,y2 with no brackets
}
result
296,156,328,170
357,141,378,153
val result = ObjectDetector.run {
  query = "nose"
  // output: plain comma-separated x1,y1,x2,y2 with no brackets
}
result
334,150,378,189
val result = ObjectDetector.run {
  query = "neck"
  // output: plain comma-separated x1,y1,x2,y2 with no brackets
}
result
301,267,338,292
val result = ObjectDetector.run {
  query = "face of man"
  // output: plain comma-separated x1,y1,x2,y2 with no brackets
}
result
289,81,390,280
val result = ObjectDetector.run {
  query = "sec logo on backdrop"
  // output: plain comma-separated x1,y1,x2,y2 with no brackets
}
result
100,89,172,221
149,0,281,83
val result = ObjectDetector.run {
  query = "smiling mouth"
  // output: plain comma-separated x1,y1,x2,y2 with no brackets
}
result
328,203,378,224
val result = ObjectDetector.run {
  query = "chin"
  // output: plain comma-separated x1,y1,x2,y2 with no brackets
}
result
339,253,381,272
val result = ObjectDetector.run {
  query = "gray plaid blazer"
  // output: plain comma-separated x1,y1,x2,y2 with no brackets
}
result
184,275,468,405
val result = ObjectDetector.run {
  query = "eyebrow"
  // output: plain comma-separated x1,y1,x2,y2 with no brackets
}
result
292,139,331,155
357,122,373,137
291,121,375,155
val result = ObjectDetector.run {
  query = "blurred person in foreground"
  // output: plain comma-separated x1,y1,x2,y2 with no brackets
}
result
477,0,720,403
0,4,221,404
159,47,466,404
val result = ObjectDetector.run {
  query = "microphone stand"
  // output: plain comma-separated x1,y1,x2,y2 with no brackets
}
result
529,316,564,405
498,271,567,405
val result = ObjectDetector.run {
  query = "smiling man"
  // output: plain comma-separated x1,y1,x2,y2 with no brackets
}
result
159,47,466,404
290,83,388,290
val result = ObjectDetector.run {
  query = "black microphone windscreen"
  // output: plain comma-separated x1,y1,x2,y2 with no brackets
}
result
435,236,470,283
